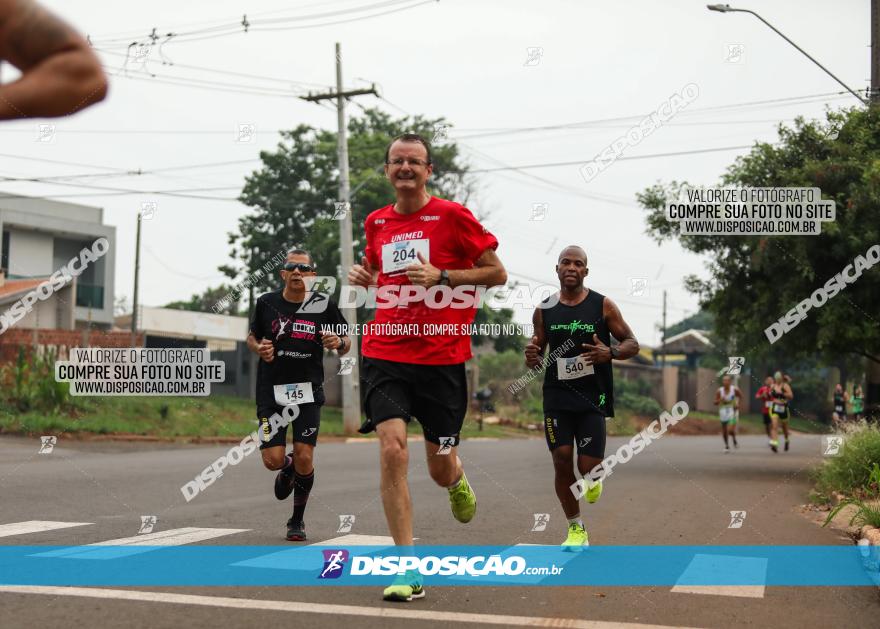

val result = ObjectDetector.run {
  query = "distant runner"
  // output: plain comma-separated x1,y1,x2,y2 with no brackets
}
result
755,376,774,445
851,385,865,422
525,245,639,550
714,374,741,453
831,383,849,427
768,371,793,452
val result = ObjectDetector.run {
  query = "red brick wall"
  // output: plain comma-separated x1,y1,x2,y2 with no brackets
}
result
0,328,143,362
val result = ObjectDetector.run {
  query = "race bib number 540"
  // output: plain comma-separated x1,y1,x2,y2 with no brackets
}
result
381,239,430,274
556,356,594,380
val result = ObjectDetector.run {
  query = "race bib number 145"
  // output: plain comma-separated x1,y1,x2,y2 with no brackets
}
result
273,382,314,406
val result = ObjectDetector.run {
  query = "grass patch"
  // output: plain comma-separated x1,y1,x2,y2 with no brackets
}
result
813,422,880,499
0,395,533,440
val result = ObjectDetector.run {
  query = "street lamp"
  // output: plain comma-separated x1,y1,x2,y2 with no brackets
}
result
707,4,869,105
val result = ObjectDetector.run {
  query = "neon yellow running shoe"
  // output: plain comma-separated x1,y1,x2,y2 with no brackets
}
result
448,471,476,523
586,479,603,504
561,522,588,551
383,570,425,602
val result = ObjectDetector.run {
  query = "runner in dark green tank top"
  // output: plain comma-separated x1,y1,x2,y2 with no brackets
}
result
524,245,640,549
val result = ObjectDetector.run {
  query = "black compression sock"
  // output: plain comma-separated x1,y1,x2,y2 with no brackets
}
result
292,470,315,523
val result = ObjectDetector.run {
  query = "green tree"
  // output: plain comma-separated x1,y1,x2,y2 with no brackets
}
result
226,108,477,305
164,284,241,315
638,107,880,376
665,309,714,337
472,303,523,353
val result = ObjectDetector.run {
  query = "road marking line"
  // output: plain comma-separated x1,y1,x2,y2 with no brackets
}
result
0,521,91,538
0,586,704,628
671,554,766,599
670,585,765,598
311,534,397,546
89,527,249,546
32,528,250,559
232,534,408,571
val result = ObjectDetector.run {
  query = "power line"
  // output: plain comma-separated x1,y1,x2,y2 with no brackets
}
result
455,145,753,174
453,91,851,141
0,177,242,201
95,46,331,89
100,65,304,98
90,0,437,49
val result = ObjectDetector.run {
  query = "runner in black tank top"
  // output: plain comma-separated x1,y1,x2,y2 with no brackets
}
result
831,383,848,426
767,371,793,452
524,245,640,550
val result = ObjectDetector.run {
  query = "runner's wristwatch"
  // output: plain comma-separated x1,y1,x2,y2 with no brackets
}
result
610,346,620,359
439,270,450,286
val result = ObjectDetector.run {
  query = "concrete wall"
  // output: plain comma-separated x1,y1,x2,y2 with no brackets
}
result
7,229,53,276
12,283,75,330
661,366,679,410
0,196,103,224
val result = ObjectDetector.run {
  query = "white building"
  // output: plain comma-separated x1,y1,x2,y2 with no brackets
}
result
0,195,116,329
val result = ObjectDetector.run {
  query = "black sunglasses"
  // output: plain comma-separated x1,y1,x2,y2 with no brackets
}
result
283,262,314,272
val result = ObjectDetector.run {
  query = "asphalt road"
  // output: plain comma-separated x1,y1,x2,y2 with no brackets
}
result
0,431,876,629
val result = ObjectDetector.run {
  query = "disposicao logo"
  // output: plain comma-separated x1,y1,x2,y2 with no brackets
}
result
318,549,349,579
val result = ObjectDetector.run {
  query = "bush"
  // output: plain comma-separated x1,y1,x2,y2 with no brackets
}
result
479,353,663,417
813,421,880,498
615,378,663,416
0,347,74,413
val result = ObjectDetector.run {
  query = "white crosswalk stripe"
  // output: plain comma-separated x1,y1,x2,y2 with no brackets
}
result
0,521,92,538
32,527,250,559
89,527,249,546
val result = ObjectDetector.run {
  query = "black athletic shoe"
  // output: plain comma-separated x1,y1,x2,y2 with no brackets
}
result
784,440,790,451
274,466,295,500
286,518,306,541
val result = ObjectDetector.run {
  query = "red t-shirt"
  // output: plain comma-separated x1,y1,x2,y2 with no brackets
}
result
756,385,773,413
361,196,498,365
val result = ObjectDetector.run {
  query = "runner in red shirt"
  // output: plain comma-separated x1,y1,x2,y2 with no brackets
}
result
348,133,506,602
755,376,774,446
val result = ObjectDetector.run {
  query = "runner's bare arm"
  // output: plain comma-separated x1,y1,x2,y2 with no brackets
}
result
603,297,640,359
0,0,107,119
524,307,547,368
448,248,506,288
784,383,793,400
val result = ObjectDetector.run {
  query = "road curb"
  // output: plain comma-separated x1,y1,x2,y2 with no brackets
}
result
857,525,880,592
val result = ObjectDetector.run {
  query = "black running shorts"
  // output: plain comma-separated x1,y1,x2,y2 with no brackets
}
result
543,409,606,458
359,357,467,447
257,403,321,448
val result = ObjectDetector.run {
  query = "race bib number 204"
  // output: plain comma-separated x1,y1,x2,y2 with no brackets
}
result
381,239,430,274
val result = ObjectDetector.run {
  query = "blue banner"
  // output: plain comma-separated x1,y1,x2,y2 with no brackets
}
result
1,545,878,586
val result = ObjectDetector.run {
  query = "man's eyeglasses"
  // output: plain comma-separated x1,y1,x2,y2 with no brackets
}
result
283,262,314,272
386,158,430,167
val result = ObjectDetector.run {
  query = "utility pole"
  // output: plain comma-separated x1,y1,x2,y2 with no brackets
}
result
872,0,879,104
131,211,142,338
661,290,667,369
300,43,378,434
